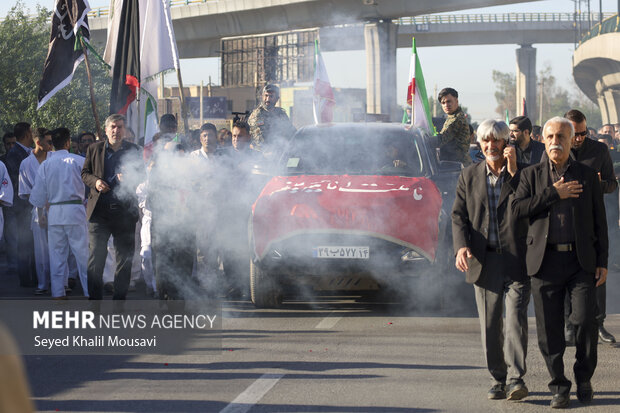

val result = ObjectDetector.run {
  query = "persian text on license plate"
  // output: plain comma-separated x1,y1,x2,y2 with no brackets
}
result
313,246,370,259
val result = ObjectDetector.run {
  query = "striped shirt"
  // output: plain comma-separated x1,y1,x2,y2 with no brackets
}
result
485,163,505,248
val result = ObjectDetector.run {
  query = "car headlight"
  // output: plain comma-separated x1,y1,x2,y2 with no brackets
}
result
401,250,425,262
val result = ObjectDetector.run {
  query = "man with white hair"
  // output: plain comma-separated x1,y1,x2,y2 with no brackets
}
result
512,116,607,408
452,119,530,401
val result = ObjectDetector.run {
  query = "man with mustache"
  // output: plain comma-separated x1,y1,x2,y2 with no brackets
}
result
512,117,607,408
248,84,296,153
452,120,529,401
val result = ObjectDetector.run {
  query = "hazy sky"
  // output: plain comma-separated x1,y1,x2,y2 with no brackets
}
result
2,0,618,122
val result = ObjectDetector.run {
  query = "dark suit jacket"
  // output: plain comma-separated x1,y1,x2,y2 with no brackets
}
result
511,160,608,275
526,139,546,165
451,161,526,285
541,138,617,193
81,140,143,221
4,143,30,211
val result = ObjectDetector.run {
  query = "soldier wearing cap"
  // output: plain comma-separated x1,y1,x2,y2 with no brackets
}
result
247,84,296,152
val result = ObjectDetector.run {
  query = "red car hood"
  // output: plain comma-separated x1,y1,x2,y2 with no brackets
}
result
251,175,443,261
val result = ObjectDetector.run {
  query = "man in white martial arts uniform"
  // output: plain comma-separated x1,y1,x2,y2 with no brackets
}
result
0,160,13,241
18,128,53,295
30,128,88,299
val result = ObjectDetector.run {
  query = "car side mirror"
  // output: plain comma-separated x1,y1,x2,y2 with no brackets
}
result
439,160,463,173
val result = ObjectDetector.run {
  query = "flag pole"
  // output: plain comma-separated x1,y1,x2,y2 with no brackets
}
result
176,69,190,135
78,33,103,140
411,38,416,127
63,0,102,139
136,88,142,145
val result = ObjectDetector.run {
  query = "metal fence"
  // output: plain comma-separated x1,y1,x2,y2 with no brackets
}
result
395,12,616,25
579,13,620,44
88,0,219,18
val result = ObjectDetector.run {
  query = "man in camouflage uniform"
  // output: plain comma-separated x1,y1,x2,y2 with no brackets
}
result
438,87,471,166
248,84,296,152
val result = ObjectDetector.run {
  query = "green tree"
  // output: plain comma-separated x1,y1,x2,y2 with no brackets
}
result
492,65,603,127
492,70,516,119
0,2,110,136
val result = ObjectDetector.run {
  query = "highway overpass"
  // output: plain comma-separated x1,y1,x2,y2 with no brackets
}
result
573,14,620,124
89,0,587,120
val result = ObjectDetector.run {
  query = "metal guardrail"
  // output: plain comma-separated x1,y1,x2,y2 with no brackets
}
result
88,0,218,18
86,4,616,26
395,12,616,25
579,13,620,44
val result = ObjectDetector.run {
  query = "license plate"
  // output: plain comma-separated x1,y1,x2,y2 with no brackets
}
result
313,246,370,259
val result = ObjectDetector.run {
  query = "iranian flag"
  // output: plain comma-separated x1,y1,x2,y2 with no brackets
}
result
406,38,435,135
313,40,335,124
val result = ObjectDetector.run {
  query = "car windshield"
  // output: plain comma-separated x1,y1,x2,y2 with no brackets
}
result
282,127,426,176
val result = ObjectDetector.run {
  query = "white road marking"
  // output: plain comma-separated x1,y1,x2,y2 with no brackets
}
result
314,313,342,329
219,373,284,413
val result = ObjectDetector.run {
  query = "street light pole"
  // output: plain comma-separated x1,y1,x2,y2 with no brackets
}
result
539,77,544,126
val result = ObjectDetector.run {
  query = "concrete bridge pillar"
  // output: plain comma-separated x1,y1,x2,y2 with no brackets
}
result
602,89,620,124
598,95,611,124
364,21,397,120
515,45,536,118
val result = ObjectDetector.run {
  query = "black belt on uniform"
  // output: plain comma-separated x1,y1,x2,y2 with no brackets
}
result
49,200,82,206
486,246,502,253
546,243,575,252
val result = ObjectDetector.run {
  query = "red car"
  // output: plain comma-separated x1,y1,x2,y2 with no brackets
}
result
249,123,461,307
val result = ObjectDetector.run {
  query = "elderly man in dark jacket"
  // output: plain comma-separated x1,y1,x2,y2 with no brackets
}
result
452,119,529,402
82,114,143,301
511,116,607,408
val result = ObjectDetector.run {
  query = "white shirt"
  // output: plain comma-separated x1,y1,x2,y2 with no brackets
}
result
190,148,214,161
0,161,14,239
136,181,152,248
19,152,50,223
30,150,86,226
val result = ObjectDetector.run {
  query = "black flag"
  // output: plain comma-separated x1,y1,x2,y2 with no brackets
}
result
37,0,91,109
109,0,140,115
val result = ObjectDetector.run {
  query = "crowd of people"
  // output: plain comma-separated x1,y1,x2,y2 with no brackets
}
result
0,83,618,407
449,94,619,407
0,84,295,305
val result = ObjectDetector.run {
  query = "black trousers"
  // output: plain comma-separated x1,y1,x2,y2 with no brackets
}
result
565,283,607,328
87,211,136,300
151,214,197,301
532,250,598,396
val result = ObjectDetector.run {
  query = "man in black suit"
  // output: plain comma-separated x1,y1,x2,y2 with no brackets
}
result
564,110,617,345
452,119,530,401
82,114,143,301
512,116,607,408
509,116,545,165
4,122,36,287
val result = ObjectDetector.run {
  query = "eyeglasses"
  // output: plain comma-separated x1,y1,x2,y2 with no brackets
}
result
574,131,588,137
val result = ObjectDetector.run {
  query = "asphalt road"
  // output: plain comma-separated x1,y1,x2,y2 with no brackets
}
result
2,268,617,413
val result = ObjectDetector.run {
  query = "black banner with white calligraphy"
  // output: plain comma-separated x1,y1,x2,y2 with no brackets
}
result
37,0,91,109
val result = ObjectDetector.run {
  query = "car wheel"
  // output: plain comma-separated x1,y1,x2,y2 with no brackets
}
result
250,260,282,308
